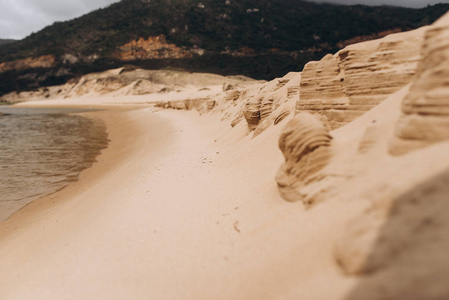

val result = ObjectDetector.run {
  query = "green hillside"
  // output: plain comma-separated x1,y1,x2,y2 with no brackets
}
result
0,0,448,96
0,39,16,47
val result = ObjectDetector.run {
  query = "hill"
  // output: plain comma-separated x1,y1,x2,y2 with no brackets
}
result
0,39,16,46
0,0,448,96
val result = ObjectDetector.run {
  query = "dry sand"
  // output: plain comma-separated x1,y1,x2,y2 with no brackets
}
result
0,86,448,299
2,12,449,300
0,96,362,299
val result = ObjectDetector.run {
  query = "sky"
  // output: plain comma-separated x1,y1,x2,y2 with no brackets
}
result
0,0,448,40
312,0,448,7
0,0,119,39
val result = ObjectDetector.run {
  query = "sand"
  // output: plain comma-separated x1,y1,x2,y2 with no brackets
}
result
0,95,362,299
2,12,449,299
1,84,448,299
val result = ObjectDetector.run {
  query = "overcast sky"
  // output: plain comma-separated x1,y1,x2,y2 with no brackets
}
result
312,0,449,7
1,0,448,39
0,0,119,39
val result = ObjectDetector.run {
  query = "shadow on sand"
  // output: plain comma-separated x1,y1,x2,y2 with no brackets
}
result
344,168,449,300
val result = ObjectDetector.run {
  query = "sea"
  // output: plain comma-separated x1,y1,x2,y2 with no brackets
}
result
0,107,109,221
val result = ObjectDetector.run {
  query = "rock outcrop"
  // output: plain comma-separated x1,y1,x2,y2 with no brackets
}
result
275,113,333,203
115,35,193,60
296,28,425,129
0,55,56,73
390,14,449,155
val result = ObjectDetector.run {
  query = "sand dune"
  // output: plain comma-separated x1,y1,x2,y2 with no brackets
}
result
1,68,262,103
1,11,449,300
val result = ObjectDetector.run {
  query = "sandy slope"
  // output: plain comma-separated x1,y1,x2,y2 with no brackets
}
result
2,12,449,300
0,83,446,299
0,106,354,299
4,87,444,299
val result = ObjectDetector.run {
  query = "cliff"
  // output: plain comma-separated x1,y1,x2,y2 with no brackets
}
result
0,55,56,73
296,28,425,129
390,15,449,155
115,36,193,60
153,12,449,299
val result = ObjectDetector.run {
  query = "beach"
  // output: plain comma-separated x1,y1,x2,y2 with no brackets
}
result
0,76,447,300
2,13,449,299
0,100,360,299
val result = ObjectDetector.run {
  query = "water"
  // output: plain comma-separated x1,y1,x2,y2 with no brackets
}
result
0,107,109,221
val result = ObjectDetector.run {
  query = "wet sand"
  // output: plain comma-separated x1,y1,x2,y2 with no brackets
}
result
0,108,108,221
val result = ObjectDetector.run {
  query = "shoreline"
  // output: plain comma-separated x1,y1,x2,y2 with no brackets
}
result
0,102,357,299
0,106,111,221
0,105,174,225
0,107,179,297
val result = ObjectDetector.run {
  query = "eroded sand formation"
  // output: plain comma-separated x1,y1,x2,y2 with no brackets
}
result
157,27,426,137
275,113,333,203
331,13,449,299
390,15,449,155
159,71,301,136
158,12,449,299
298,28,425,129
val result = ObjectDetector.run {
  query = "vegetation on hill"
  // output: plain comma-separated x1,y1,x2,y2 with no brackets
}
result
0,0,448,96
0,39,16,47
